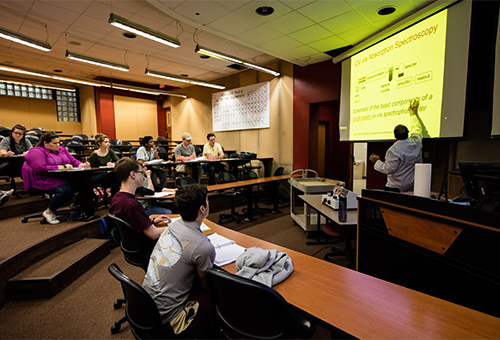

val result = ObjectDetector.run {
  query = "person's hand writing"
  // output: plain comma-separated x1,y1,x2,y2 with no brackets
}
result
64,163,74,169
6,151,14,156
408,99,419,116
369,154,380,163
106,162,115,167
161,188,176,193
78,162,90,168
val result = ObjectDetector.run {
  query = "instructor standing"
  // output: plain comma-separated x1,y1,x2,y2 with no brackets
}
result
369,99,423,192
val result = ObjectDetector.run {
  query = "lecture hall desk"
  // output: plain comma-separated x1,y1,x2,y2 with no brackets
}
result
200,219,500,339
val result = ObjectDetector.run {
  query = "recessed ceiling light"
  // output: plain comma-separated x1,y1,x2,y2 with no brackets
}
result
377,6,396,15
200,55,210,59
68,41,81,46
256,6,274,16
180,74,188,77
123,32,136,39
53,69,62,73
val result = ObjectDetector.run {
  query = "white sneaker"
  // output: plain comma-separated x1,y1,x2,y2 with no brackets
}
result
5,189,14,197
42,210,60,225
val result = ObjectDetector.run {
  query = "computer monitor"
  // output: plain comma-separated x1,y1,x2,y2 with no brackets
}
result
458,161,500,212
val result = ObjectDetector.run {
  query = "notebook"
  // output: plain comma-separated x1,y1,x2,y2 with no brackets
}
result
207,233,245,266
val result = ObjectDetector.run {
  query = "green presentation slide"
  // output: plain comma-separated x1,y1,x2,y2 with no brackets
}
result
348,10,447,141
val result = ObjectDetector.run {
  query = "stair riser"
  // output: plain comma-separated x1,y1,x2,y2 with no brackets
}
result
7,240,109,300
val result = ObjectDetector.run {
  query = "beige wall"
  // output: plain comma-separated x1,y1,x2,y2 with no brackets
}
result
78,85,97,137
113,95,158,140
170,60,294,175
0,95,82,135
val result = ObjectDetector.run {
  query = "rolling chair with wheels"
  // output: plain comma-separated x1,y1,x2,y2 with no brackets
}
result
21,189,72,223
217,172,245,224
108,263,163,339
322,222,356,269
107,213,151,334
205,267,317,339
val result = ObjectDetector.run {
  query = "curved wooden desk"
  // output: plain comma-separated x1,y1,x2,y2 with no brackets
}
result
197,219,500,339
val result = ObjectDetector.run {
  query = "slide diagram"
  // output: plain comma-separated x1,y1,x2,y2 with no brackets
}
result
348,9,447,141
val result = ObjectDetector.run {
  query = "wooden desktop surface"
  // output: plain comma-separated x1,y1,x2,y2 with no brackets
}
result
198,219,500,339
206,174,294,192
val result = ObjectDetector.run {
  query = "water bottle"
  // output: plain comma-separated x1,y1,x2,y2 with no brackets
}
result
338,192,347,222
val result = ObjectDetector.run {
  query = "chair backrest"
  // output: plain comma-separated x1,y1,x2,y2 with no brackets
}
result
110,147,123,158
175,176,196,188
110,139,122,146
121,141,133,152
129,147,138,160
25,134,39,145
242,168,258,180
107,214,149,271
72,134,89,141
274,167,284,176
108,264,163,340
217,171,236,184
205,268,292,339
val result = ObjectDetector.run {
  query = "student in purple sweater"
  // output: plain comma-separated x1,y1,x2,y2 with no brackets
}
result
22,131,90,224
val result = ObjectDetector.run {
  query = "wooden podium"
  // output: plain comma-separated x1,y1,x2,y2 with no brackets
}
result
357,190,500,318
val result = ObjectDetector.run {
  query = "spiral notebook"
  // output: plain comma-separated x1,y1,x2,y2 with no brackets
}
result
207,233,245,266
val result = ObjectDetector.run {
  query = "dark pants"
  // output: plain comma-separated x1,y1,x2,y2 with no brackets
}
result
150,168,168,191
201,162,226,185
45,182,79,212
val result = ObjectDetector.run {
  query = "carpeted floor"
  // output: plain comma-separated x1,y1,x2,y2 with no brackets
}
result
0,203,349,339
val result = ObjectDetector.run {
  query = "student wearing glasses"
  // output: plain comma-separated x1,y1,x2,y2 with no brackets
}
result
109,158,172,262
0,124,33,204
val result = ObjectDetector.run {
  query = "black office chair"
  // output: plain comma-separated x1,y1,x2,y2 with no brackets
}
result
0,126,10,137
128,147,138,160
175,176,196,188
107,214,154,334
21,189,72,224
110,146,123,159
218,172,244,224
240,169,267,217
205,267,317,339
259,167,285,213
108,263,163,339
323,222,356,269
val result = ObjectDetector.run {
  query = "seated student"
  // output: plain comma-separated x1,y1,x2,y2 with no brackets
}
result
136,136,168,191
89,133,120,197
200,132,225,185
143,183,215,338
109,158,171,262
174,132,203,183
22,131,90,224
0,124,33,204
136,166,176,216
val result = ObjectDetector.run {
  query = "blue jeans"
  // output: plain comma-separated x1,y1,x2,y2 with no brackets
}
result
200,162,226,185
144,203,173,216
45,183,77,212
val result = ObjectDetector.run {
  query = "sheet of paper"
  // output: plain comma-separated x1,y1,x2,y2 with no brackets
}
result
144,191,174,198
207,233,246,266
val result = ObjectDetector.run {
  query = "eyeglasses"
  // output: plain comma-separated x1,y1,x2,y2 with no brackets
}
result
12,131,23,136
134,170,146,176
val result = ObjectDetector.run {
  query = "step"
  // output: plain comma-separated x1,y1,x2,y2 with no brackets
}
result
7,238,109,300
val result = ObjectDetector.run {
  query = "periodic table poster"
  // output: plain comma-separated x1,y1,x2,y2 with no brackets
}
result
212,82,270,131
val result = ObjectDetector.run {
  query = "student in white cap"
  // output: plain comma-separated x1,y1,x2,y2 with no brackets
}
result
174,132,203,182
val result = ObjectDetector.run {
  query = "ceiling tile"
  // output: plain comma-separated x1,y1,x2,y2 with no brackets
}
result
238,25,282,45
73,15,114,36
320,10,372,34
337,24,377,45
263,11,315,34
285,44,322,59
358,0,415,23
207,12,261,35
234,0,293,23
104,0,147,15
29,1,81,25
170,1,232,24
278,0,314,11
259,36,302,52
308,35,350,52
297,0,353,23
288,24,334,44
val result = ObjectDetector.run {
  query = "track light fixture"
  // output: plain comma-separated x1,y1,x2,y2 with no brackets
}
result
145,69,225,90
109,13,180,48
0,63,187,97
0,26,52,52
65,50,129,72
195,45,280,77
